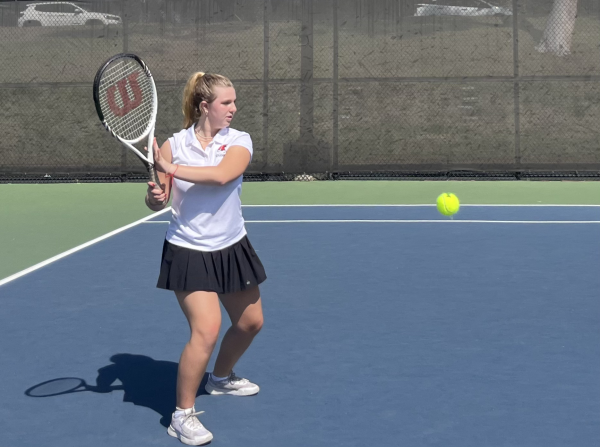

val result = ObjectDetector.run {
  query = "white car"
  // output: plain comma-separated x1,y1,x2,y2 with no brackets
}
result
18,2,121,27
415,0,512,17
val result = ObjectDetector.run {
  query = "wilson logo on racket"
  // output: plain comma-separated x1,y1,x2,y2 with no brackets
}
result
106,71,143,117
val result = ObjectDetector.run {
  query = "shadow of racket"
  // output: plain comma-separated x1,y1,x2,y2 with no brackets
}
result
25,377,123,397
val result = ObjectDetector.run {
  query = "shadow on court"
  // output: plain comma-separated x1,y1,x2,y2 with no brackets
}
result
25,354,208,428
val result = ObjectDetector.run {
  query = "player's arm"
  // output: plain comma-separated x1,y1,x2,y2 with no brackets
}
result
153,140,251,186
145,140,173,211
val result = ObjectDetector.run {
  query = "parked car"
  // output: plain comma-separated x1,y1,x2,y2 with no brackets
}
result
18,2,121,27
415,0,512,17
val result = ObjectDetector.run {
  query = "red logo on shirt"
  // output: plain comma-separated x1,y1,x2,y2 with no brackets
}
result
218,145,227,152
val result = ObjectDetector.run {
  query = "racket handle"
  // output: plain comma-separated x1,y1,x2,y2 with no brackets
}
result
148,165,163,192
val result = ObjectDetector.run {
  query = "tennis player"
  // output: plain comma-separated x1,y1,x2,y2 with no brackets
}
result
145,72,267,445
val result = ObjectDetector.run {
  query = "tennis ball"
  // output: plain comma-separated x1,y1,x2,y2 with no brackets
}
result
437,193,460,216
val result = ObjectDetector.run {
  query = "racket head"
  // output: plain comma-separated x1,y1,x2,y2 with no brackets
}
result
93,53,157,146
25,378,87,397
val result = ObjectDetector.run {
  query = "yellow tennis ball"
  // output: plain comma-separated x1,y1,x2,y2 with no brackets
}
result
437,193,460,216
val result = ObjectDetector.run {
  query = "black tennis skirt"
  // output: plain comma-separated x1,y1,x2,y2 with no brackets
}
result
156,235,267,294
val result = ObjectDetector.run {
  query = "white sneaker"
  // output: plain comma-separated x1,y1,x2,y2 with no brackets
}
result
167,406,213,445
205,371,260,396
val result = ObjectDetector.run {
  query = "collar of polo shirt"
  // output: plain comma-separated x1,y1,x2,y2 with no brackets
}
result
186,125,229,153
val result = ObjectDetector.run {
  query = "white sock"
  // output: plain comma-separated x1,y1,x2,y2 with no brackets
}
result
210,373,229,382
174,406,193,417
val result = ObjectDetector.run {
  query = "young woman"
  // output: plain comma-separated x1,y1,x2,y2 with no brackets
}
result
145,72,267,445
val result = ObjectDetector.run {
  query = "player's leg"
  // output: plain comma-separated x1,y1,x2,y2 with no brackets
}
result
175,290,222,408
206,286,263,396
168,290,220,445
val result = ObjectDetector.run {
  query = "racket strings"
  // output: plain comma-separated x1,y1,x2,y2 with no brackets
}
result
100,62,152,138
99,59,155,141
101,61,153,134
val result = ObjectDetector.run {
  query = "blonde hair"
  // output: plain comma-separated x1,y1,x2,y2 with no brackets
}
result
182,72,234,128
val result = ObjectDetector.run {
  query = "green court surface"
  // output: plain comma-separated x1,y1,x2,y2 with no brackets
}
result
1,181,599,281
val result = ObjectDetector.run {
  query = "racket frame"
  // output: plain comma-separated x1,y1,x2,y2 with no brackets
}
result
93,53,161,187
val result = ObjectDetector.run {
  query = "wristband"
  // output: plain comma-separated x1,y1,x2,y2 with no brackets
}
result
167,164,179,178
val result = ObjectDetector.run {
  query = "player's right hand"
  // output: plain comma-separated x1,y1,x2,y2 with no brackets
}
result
147,181,166,205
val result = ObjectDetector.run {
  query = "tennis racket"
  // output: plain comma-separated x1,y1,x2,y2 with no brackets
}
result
93,53,162,190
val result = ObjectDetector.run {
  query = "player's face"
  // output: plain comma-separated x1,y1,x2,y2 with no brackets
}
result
209,86,237,128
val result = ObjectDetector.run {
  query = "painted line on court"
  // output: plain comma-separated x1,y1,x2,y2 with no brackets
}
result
143,219,600,224
4,204,598,286
245,220,600,224
241,204,600,207
0,207,172,288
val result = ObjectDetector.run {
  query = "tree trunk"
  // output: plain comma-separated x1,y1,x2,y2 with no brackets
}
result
535,0,578,56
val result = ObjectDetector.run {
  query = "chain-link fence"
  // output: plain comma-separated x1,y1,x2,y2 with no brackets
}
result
1,0,599,182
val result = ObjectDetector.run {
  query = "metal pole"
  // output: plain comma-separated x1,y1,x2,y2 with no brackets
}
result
332,0,339,170
121,0,129,175
512,0,521,173
263,0,270,168
299,0,314,142
122,0,128,52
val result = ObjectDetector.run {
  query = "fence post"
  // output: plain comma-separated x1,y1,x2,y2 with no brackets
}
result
332,0,339,170
122,0,128,52
120,0,129,175
299,0,314,142
263,0,270,168
512,0,521,173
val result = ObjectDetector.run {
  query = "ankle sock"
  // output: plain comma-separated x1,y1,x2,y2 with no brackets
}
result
210,373,229,382
174,406,193,417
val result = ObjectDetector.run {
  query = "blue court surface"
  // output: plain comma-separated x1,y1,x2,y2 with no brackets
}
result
1,205,599,447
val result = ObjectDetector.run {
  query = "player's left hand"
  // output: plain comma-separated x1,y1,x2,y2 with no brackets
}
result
148,138,173,174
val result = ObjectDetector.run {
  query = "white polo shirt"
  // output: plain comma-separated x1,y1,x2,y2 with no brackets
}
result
165,125,253,251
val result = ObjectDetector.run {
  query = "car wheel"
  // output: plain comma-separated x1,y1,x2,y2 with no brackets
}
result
85,19,104,26
23,21,42,27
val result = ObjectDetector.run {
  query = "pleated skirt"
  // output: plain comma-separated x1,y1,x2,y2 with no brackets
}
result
156,235,267,294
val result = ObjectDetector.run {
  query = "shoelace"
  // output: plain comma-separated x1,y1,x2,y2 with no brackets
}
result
229,371,249,385
183,410,205,431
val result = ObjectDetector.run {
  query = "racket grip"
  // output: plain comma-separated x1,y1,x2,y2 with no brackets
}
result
148,165,163,192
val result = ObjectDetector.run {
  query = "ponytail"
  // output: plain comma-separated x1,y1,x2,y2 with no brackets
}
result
182,72,205,129
182,72,233,128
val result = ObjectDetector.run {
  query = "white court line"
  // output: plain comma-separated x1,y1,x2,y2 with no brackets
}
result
245,220,600,224
241,204,600,207
3,204,598,286
0,207,172,288
143,220,600,224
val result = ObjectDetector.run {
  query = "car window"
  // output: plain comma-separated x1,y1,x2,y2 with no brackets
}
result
418,1,492,6
35,4,58,13
34,3,78,13
60,4,77,13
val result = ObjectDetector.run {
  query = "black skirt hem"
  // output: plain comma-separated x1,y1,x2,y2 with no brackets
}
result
156,235,267,294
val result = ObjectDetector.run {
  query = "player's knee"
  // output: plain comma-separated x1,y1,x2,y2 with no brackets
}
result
237,315,263,336
190,324,220,349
